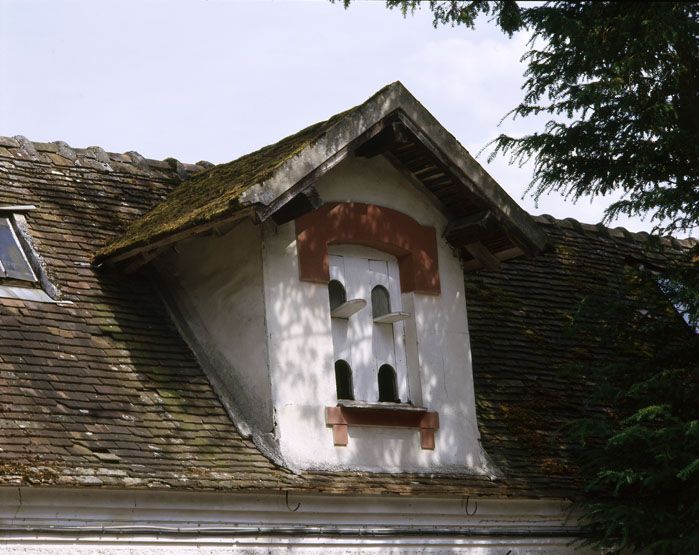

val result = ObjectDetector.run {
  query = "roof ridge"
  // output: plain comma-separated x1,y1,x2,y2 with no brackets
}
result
532,214,697,249
0,135,213,180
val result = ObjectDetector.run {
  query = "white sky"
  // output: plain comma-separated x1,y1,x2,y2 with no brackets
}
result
0,0,655,232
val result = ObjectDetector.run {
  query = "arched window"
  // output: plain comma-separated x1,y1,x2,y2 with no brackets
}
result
378,364,399,403
335,360,354,400
371,285,391,319
328,279,346,311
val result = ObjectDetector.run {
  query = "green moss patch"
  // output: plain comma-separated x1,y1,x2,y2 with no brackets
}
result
95,84,397,262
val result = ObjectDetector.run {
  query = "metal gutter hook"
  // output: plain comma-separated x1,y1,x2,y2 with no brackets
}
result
463,495,478,517
285,491,301,512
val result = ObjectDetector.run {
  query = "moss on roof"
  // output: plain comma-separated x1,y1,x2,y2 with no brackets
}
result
95,84,400,262
96,113,348,261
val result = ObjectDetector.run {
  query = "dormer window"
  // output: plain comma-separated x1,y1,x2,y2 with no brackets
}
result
0,216,37,284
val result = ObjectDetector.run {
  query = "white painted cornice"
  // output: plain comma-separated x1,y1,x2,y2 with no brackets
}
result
0,486,579,534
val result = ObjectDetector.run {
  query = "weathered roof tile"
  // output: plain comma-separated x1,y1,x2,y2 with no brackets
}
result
0,139,295,493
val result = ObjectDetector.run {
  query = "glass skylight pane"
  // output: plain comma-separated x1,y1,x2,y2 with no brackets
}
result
0,217,37,282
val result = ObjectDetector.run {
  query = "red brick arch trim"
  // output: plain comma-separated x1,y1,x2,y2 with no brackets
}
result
295,202,440,294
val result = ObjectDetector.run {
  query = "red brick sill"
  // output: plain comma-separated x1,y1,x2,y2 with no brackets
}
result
325,402,439,450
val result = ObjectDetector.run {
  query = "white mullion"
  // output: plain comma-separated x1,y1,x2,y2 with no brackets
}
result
345,256,373,401
369,259,395,374
386,259,409,403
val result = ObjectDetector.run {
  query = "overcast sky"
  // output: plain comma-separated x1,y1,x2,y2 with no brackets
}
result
1,0,655,232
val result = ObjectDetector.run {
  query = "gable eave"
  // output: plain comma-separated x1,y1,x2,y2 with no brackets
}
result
244,82,547,253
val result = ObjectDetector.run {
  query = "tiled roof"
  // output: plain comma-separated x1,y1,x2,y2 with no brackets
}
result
0,135,692,498
0,137,294,491
466,215,694,494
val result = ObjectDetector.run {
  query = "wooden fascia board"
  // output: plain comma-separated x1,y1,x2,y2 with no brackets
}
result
254,119,389,223
96,208,254,268
392,110,546,256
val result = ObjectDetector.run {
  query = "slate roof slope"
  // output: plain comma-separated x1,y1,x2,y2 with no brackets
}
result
465,216,695,494
0,137,294,490
0,134,693,499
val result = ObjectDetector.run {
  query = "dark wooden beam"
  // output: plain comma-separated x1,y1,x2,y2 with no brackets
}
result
444,211,493,241
270,187,322,225
354,121,412,158
464,241,501,271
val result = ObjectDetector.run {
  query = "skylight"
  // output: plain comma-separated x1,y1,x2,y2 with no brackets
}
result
0,207,63,304
0,216,37,283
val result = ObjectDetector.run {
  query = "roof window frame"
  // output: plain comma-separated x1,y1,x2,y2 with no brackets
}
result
0,206,64,303
0,214,38,283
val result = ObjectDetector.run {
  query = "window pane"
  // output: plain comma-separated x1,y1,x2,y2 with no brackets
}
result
0,217,36,282
328,280,346,311
371,285,391,318
378,364,399,402
335,360,354,400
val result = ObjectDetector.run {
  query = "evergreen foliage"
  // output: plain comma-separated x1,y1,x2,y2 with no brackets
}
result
565,263,699,553
343,1,699,235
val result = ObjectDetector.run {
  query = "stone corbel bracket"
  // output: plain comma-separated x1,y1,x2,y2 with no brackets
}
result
325,404,439,450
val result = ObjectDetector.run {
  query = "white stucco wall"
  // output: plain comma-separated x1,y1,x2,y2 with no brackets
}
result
156,219,273,433
264,155,493,473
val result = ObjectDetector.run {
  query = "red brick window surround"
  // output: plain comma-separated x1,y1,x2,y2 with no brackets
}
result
295,202,440,295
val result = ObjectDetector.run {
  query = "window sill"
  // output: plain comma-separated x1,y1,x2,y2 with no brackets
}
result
0,284,69,304
325,402,439,450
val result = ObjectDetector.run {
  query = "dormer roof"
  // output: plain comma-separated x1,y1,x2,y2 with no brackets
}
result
95,82,547,270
